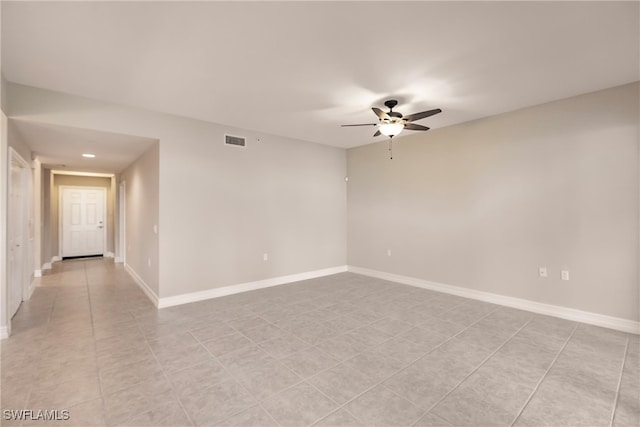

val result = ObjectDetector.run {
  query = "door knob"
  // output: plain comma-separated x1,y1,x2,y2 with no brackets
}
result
97,225,104,229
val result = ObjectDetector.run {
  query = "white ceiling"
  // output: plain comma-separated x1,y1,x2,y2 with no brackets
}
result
11,119,158,173
2,1,639,150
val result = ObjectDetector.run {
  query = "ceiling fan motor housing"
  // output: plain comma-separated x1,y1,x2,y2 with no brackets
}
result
384,99,398,110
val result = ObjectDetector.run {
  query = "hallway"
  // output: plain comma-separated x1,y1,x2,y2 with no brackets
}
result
1,258,638,426
1,259,158,426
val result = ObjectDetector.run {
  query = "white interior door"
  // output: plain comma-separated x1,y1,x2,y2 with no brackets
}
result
7,160,25,318
61,187,106,258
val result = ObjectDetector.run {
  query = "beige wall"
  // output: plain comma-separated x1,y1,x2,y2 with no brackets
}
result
121,143,159,296
157,120,347,299
6,83,347,299
49,174,115,258
348,82,639,322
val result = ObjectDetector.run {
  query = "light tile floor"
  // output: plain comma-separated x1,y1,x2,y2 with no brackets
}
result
1,258,638,426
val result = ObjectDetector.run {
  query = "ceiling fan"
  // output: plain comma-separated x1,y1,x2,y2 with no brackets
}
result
341,100,442,138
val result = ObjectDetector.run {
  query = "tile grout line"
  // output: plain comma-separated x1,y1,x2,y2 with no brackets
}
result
609,336,630,427
411,317,535,426
25,261,107,424
15,271,58,427
305,381,365,427
22,278,59,424
509,323,579,427
83,260,110,427
18,263,90,426
196,331,285,427
96,260,193,425
295,305,502,426
135,321,197,426
216,313,363,427
216,298,386,426
273,290,457,426
219,308,385,426
194,311,322,426
133,302,285,425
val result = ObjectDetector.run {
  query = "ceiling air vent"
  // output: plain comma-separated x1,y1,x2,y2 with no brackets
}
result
225,134,246,147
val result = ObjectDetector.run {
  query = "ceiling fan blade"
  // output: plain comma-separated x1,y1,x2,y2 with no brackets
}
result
341,123,377,127
372,107,390,120
404,123,430,131
373,130,381,137
403,108,442,122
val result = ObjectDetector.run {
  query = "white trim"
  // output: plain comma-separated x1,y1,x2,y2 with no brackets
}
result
40,255,62,275
105,252,115,258
125,264,159,307
7,147,31,320
34,269,42,278
348,266,640,335
114,257,124,263
117,180,126,265
0,326,8,340
158,265,348,309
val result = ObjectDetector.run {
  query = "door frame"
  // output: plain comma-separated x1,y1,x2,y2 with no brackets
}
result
58,186,107,258
7,147,30,319
116,180,126,264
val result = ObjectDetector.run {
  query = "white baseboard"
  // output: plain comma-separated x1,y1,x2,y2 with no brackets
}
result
105,252,115,258
34,269,42,278
0,326,8,340
43,257,60,271
114,257,124,263
158,265,349,309
124,264,159,307
348,266,640,335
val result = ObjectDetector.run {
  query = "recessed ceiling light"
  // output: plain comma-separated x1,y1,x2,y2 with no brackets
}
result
82,153,96,158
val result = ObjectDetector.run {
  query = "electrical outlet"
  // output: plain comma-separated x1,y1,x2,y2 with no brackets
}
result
263,253,268,261
561,270,570,281
539,267,547,278
387,249,392,257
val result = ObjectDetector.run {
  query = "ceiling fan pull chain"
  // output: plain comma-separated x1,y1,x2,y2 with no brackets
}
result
389,138,393,160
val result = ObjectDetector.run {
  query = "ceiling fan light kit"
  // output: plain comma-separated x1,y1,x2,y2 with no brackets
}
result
342,99,442,158
379,122,404,137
